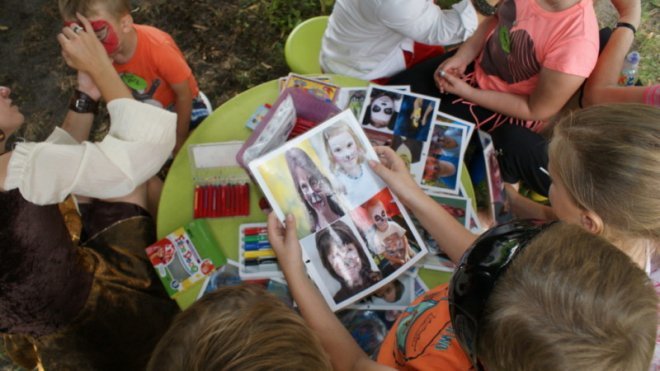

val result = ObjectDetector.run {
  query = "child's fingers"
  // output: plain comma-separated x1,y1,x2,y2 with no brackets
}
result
283,214,297,244
267,212,284,246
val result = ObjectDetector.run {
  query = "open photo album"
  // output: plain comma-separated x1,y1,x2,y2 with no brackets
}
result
248,109,428,311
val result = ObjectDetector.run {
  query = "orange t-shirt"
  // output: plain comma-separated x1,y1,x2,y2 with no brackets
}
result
114,24,199,109
377,284,472,370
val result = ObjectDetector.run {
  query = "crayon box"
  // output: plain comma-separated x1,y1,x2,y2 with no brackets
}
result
146,219,226,297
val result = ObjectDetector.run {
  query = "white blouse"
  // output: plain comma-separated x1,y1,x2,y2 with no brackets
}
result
4,98,176,205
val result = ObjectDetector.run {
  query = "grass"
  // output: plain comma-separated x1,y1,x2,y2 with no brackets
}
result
637,0,659,84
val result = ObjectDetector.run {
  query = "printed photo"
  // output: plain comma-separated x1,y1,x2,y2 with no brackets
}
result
312,121,386,208
360,86,403,131
250,110,428,311
349,273,417,310
253,142,348,237
418,122,468,195
300,217,382,306
335,87,367,121
350,189,422,277
480,131,514,225
284,73,339,103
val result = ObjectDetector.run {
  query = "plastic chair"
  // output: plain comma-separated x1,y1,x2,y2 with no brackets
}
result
284,16,329,74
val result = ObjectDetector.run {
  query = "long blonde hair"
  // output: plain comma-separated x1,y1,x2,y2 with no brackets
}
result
549,104,660,248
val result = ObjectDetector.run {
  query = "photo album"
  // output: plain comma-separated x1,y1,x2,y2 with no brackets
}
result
249,109,428,311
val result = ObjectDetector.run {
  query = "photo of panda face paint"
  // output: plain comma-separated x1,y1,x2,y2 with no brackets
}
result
64,19,120,55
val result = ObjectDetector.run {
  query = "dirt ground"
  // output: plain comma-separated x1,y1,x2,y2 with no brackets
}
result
0,0,324,144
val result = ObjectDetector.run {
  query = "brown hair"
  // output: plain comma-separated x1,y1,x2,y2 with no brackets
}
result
478,223,657,371
147,284,331,371
58,0,130,20
549,103,660,243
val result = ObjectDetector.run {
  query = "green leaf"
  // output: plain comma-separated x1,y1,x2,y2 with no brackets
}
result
498,26,511,54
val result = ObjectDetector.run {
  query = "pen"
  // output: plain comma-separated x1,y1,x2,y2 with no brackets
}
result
243,242,272,251
244,226,268,235
243,234,269,243
244,257,278,266
244,249,276,259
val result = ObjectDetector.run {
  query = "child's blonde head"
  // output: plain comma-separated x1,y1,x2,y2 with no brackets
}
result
147,284,331,371
549,103,660,243
59,0,130,20
479,223,657,371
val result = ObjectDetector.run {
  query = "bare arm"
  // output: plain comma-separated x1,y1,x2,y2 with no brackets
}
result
505,184,556,220
439,66,585,121
369,146,476,263
582,0,645,106
267,213,392,371
170,80,193,154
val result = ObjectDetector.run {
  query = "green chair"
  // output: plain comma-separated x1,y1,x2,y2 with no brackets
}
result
284,16,329,74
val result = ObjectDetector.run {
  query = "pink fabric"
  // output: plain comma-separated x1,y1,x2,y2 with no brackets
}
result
644,84,660,107
474,0,599,96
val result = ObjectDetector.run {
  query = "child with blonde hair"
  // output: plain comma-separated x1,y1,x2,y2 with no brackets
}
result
147,284,332,371
58,0,210,153
268,215,657,370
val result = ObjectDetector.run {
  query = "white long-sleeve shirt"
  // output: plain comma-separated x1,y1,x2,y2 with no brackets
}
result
320,0,478,80
4,98,176,205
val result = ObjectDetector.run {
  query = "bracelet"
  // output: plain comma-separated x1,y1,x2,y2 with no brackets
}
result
69,89,99,114
615,22,636,34
472,0,497,16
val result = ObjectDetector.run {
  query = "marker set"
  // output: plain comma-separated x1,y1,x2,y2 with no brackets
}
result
193,183,250,219
238,223,283,279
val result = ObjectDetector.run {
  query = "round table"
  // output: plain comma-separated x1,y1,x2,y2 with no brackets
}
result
157,75,462,308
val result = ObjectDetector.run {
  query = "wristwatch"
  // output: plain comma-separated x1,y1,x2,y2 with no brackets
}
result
69,89,99,114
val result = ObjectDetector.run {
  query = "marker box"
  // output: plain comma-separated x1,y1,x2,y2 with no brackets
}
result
238,222,283,279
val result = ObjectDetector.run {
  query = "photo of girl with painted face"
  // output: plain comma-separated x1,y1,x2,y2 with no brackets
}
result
420,123,466,193
285,147,346,234
316,220,381,303
361,89,401,130
360,197,416,276
322,122,386,207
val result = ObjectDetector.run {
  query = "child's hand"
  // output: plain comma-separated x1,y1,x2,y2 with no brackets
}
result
267,212,305,275
369,146,421,204
435,70,474,98
58,13,112,75
436,56,468,81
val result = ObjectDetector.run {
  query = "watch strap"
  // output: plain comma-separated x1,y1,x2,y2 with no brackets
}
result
69,89,99,114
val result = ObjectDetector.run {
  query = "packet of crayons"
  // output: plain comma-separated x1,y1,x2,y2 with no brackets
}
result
238,223,283,279
146,219,226,298
193,183,249,218
188,141,251,219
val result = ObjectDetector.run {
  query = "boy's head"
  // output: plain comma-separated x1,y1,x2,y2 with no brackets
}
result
58,0,132,55
147,284,332,371
450,221,657,371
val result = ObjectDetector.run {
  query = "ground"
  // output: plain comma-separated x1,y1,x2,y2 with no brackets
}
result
0,0,330,143
0,0,658,369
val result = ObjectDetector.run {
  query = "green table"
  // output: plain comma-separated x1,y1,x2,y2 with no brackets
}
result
157,75,459,308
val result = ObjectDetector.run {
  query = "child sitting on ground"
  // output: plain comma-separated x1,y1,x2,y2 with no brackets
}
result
59,0,211,153
268,214,657,370
146,284,332,371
